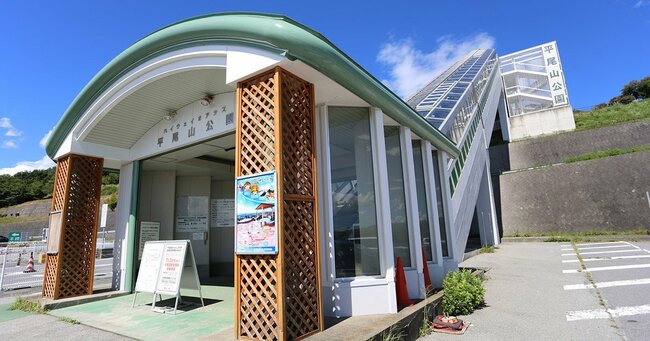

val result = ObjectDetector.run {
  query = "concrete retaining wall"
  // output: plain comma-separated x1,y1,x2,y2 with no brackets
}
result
499,151,650,234
490,121,650,174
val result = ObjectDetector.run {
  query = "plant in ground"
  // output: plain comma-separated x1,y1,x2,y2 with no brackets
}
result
58,316,80,324
9,297,47,314
441,270,485,315
478,245,498,254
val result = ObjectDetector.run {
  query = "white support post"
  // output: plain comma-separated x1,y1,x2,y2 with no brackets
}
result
440,152,459,263
423,142,445,267
400,128,425,299
315,105,335,287
115,162,134,291
370,107,397,313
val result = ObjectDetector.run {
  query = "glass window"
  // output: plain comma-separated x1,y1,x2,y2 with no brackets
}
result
328,107,380,277
384,126,411,267
431,151,449,257
412,141,433,262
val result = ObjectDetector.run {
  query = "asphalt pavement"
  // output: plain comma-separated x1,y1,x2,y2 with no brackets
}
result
421,242,650,341
561,241,650,340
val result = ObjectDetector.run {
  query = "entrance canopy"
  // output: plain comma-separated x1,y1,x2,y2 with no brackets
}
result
45,12,458,166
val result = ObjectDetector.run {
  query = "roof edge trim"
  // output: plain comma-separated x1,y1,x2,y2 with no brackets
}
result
46,12,459,159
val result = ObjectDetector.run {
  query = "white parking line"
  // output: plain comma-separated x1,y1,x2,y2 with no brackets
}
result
562,249,640,256
561,245,634,252
621,241,650,253
563,263,650,274
567,304,650,321
562,254,650,263
561,241,626,248
564,278,650,290
573,241,626,247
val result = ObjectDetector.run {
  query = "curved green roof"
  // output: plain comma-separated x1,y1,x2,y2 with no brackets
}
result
46,12,459,159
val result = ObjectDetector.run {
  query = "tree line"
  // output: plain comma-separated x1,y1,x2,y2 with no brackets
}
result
0,168,119,208
594,75,650,109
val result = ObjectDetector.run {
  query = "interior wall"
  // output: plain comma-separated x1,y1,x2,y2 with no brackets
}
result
175,176,211,279
210,180,235,276
138,170,176,241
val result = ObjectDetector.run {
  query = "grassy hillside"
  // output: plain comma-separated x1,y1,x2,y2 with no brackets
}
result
574,99,650,131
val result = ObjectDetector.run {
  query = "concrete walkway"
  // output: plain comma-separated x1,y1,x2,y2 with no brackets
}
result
0,305,134,340
420,242,623,341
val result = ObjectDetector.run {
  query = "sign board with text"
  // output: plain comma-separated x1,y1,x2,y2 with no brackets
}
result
132,240,204,313
138,221,160,260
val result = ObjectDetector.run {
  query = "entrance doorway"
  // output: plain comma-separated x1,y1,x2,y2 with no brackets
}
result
137,132,236,287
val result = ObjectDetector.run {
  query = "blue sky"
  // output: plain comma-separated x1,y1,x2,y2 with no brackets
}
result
1,0,649,174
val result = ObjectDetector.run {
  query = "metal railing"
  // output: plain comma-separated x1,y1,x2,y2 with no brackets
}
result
0,235,115,291
0,242,47,291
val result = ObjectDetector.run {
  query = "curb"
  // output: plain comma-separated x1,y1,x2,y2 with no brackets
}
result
502,235,650,243
42,290,130,310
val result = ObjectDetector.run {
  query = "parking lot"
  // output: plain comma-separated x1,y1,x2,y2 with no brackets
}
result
421,241,650,341
562,241,650,340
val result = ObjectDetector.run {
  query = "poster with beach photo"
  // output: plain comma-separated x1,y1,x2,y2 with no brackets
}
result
234,171,278,254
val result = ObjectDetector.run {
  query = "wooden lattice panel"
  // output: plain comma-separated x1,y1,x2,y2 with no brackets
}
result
239,70,277,176
280,70,315,198
42,154,103,299
43,156,71,298
238,256,280,340
280,70,321,339
283,200,320,339
236,67,321,340
236,69,282,340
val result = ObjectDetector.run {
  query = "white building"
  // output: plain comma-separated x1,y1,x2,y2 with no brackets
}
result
38,13,575,340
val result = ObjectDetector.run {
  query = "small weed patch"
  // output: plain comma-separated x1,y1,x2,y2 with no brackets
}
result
544,236,572,242
381,324,405,341
504,229,650,238
564,146,650,164
442,270,485,315
9,298,47,314
478,246,499,253
58,316,81,324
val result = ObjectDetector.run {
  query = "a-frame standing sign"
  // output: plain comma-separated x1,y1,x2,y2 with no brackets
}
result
132,240,204,314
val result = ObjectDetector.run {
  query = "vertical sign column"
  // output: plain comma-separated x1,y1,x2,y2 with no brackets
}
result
235,67,322,340
542,42,569,106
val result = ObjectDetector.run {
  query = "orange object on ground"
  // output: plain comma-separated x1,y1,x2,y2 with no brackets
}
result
395,256,413,307
23,252,36,273
422,248,432,292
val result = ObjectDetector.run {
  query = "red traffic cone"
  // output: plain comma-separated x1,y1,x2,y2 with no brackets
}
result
23,252,36,273
422,248,432,293
395,256,413,307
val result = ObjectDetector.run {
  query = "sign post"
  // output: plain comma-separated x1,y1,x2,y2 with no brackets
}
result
132,240,204,314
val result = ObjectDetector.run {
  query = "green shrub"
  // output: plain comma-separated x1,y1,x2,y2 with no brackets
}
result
107,193,118,211
101,184,118,196
441,270,485,315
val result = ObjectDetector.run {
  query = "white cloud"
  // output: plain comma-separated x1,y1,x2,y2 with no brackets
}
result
635,1,648,8
377,33,496,98
6,129,22,137
0,155,55,175
0,117,23,146
2,141,18,149
0,117,12,128
40,129,53,148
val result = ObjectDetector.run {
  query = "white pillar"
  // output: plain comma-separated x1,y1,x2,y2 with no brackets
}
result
113,162,134,291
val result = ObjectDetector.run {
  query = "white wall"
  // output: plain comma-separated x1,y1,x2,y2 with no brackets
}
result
508,105,575,140
138,171,176,241
175,176,211,279
210,180,235,276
